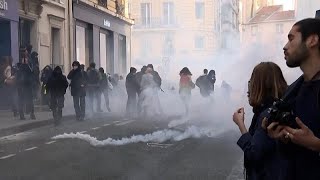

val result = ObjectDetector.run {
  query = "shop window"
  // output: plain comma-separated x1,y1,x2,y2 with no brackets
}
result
51,27,61,66
100,33,107,72
76,25,86,65
119,35,127,74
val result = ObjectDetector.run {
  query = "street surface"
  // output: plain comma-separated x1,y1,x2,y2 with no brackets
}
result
0,113,244,180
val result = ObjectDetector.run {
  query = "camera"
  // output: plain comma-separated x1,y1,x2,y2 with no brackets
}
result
267,98,297,128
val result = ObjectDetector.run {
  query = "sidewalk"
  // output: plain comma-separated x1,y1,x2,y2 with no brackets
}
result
0,109,75,137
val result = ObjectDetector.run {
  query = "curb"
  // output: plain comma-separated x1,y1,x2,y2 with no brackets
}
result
0,114,75,137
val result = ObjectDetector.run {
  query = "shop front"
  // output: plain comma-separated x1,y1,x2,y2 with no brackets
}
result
0,0,19,62
73,1,132,75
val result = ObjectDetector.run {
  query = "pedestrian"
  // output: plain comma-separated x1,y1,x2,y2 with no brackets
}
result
179,67,195,115
67,61,87,121
40,65,53,106
16,49,36,120
46,66,68,126
125,67,139,117
196,69,211,97
265,18,320,180
87,62,102,115
233,62,288,180
98,67,111,112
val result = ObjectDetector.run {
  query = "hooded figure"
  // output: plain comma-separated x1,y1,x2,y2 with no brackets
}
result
46,66,68,126
40,65,53,106
126,67,139,116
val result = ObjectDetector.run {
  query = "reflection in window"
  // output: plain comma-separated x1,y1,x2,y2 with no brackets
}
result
195,2,205,19
100,33,107,72
76,25,86,65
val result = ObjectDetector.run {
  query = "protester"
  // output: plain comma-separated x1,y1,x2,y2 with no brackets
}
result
46,66,68,126
40,65,53,106
87,62,102,115
233,62,288,180
179,67,195,115
125,67,139,117
265,18,320,180
98,67,112,112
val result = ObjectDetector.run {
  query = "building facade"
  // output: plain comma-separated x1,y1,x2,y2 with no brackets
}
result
71,0,134,75
241,5,295,54
130,0,219,73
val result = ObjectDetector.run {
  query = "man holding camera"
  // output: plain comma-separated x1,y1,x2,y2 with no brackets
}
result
264,18,320,180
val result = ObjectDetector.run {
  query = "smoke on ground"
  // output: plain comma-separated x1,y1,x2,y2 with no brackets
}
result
52,126,225,147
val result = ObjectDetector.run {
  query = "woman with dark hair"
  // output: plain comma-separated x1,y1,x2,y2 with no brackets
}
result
233,62,288,180
179,67,195,115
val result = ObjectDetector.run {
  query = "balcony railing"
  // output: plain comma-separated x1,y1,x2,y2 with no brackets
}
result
134,17,179,29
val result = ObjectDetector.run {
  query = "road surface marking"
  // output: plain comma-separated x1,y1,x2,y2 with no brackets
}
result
24,147,38,151
114,121,121,123
79,131,87,134
45,141,56,145
91,127,100,130
147,142,173,148
103,124,110,127
115,120,135,126
0,154,16,160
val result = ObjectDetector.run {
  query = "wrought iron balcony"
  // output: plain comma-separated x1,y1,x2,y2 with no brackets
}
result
134,17,179,29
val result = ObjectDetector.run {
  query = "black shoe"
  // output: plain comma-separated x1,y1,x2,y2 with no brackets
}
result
107,107,111,112
30,114,36,120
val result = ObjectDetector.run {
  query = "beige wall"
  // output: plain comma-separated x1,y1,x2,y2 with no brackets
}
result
242,20,294,54
131,0,218,66
38,0,69,73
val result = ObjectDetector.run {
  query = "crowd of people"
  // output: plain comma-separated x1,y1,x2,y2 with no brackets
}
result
233,18,320,180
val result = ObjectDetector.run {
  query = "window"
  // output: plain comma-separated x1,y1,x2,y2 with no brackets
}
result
276,24,283,34
100,33,107,72
195,36,205,49
195,2,205,19
76,25,86,65
163,2,174,25
251,25,258,36
141,38,151,57
163,33,175,56
141,3,151,26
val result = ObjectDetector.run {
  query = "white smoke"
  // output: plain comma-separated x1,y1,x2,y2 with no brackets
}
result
52,126,224,147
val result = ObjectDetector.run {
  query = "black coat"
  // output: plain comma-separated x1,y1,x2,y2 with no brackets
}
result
67,69,87,97
126,72,139,94
16,64,34,88
46,72,68,97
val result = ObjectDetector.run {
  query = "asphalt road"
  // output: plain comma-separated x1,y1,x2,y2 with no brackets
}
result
0,113,244,180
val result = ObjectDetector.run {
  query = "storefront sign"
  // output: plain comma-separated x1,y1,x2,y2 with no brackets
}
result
104,19,111,27
0,0,8,10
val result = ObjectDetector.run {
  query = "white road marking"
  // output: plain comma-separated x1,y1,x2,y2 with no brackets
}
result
45,141,56,145
147,142,173,148
79,131,87,134
0,154,16,160
115,120,135,126
91,127,100,130
103,124,110,127
114,121,121,123
0,131,33,141
24,147,38,151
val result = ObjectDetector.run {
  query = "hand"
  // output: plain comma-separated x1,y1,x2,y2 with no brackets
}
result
264,119,286,140
283,117,320,152
233,108,247,134
233,107,245,126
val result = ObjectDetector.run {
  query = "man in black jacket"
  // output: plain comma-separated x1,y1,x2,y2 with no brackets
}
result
266,18,320,180
67,61,87,121
126,67,139,116
47,66,68,126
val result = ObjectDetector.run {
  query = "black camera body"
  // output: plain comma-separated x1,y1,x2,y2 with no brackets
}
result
267,99,297,128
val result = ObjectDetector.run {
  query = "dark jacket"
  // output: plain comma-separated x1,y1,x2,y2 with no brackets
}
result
16,64,34,87
196,75,213,97
279,79,320,180
87,68,100,90
46,72,68,97
67,69,87,97
126,72,139,94
41,66,53,85
151,71,161,88
237,98,282,180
